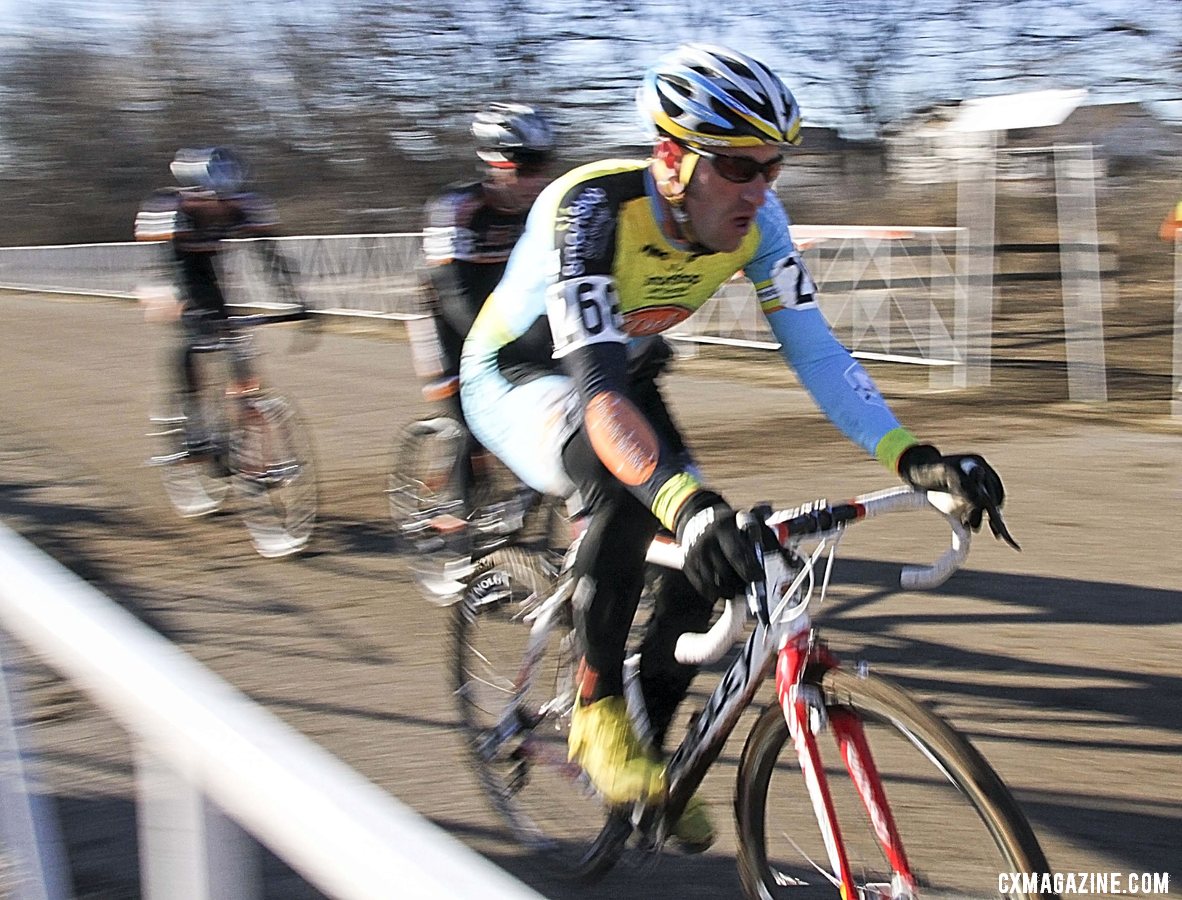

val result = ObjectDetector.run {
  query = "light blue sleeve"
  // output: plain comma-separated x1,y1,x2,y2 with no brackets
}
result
741,197,915,467
765,303,905,460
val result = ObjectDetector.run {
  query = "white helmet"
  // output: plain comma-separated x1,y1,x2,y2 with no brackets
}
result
638,44,802,149
471,103,556,167
170,146,247,194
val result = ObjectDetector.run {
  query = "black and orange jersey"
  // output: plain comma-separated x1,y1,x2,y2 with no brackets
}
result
135,188,278,314
415,180,538,391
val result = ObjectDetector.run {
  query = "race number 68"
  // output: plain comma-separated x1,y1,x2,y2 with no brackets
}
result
546,275,624,357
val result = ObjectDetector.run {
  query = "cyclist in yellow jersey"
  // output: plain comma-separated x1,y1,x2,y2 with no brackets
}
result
461,44,1008,849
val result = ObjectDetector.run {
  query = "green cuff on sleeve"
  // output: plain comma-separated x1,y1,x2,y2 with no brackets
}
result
651,471,703,533
875,427,920,472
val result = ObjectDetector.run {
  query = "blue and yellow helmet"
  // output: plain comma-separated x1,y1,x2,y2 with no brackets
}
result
638,44,802,149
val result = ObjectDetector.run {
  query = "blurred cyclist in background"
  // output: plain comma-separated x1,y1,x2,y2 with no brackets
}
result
410,102,557,510
461,44,1010,849
135,146,286,455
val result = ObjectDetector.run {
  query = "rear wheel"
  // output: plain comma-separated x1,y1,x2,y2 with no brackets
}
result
735,667,1056,900
451,549,624,880
232,392,318,558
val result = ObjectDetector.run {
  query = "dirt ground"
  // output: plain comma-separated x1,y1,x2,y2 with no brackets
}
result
0,275,1179,900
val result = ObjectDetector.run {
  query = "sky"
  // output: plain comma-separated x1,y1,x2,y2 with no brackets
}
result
0,0,1179,137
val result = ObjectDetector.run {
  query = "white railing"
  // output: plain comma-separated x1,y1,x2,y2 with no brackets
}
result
0,240,165,300
0,229,970,375
669,226,966,388
9,221,1159,402
219,233,425,318
0,522,543,900
0,235,426,319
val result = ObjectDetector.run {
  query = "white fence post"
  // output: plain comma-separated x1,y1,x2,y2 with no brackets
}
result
136,745,261,900
1054,144,1108,402
954,132,996,388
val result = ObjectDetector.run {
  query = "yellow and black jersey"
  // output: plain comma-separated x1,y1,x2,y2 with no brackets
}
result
466,159,816,372
462,158,917,528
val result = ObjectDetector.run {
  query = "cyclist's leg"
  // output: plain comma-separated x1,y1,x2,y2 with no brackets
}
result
560,432,661,701
559,440,667,805
460,365,577,501
439,387,480,511
175,311,208,448
175,254,229,448
463,353,663,803
635,568,713,751
621,348,709,748
626,356,717,846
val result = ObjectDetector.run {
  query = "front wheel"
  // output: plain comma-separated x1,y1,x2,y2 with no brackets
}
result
232,392,318,558
386,416,466,536
735,667,1056,900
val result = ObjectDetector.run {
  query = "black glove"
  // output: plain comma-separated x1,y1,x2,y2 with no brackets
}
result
898,444,1016,546
674,491,765,601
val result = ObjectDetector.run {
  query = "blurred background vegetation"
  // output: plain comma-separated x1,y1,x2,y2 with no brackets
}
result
1,0,1179,245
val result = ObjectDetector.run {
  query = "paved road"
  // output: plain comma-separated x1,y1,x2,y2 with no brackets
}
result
0,294,1179,899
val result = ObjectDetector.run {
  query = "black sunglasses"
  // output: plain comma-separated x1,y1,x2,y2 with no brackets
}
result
691,147,784,185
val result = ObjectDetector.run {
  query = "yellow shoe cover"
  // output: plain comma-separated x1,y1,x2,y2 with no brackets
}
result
671,792,716,853
568,696,666,805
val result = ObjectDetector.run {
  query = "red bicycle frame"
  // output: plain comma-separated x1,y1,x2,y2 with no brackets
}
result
776,637,918,899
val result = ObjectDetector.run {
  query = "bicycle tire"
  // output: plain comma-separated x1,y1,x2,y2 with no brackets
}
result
232,392,318,558
451,548,625,881
387,417,466,534
149,383,232,518
735,666,1056,900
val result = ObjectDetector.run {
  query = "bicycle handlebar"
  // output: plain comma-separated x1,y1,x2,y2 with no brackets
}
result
223,304,311,328
840,487,971,590
670,486,971,666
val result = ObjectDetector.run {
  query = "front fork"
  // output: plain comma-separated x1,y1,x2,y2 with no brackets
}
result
776,638,918,900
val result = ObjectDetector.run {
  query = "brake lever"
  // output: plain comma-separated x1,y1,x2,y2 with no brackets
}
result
740,507,774,627
984,500,1021,551
963,464,1020,552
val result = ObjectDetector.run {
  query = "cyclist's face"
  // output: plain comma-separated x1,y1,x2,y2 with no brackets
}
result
485,165,550,214
683,145,778,252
